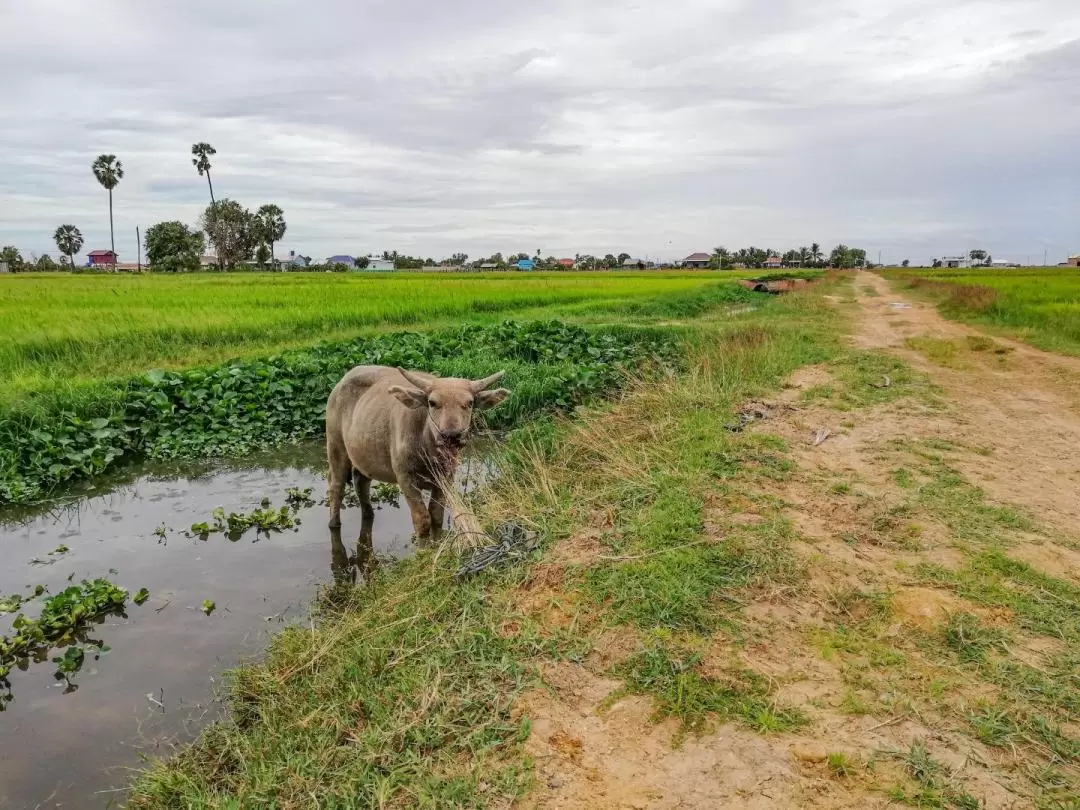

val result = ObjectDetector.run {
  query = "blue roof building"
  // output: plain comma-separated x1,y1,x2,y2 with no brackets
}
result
327,254,355,266
516,258,536,271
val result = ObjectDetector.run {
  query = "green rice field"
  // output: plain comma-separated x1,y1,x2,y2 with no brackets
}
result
0,271,742,409
885,266,1080,357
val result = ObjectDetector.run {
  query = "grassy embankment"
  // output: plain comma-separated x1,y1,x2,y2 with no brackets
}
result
132,271,1080,808
884,267,1080,357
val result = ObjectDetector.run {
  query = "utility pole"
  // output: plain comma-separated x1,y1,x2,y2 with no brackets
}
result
1044,248,1048,267
136,226,142,272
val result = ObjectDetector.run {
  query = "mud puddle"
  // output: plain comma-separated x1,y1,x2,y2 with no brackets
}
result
0,442,488,808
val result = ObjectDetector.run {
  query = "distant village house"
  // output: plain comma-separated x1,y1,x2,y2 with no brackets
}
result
1068,254,1080,268
87,249,118,267
682,252,711,268
359,258,394,271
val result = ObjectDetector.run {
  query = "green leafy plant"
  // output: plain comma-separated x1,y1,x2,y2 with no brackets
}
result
1,320,678,505
1,578,142,703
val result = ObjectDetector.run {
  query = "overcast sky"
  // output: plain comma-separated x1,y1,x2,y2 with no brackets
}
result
1,0,1078,265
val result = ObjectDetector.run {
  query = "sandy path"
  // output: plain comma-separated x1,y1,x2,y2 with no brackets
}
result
855,271,1080,536
520,276,1080,809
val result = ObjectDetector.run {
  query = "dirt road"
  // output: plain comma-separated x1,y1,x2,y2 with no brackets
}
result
520,272,1080,809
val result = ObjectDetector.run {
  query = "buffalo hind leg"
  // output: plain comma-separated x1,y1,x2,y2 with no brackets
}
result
352,470,374,520
327,439,352,529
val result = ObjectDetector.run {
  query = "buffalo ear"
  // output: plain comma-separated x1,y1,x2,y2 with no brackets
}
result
388,385,427,409
475,388,510,409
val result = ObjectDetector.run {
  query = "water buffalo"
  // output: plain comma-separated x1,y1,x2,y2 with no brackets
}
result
326,366,510,541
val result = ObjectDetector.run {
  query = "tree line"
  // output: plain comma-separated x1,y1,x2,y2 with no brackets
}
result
708,243,869,269
0,143,288,273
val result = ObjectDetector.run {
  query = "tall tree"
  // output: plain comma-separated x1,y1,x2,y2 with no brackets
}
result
711,246,731,269
91,154,123,259
798,246,811,266
829,244,851,268
201,200,256,269
810,242,823,266
192,143,217,204
53,224,84,269
969,248,988,265
253,204,286,265
145,220,205,272
0,246,25,272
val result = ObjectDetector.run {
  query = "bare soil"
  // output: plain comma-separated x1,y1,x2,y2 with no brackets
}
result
518,272,1080,808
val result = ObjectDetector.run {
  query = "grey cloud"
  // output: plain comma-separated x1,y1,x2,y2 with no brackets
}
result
1,0,1079,263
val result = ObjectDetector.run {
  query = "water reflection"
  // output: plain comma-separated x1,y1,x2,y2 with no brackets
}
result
0,440,494,808
328,516,377,589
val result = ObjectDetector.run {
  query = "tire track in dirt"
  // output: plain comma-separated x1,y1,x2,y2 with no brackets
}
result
855,271,1080,540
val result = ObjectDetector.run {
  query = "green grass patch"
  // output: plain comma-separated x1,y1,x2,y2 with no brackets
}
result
885,267,1080,357
803,350,930,411
612,646,806,734
916,551,1080,641
886,740,983,809
0,271,749,407
129,550,543,808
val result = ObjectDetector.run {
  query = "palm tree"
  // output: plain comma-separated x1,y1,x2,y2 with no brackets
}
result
91,155,124,259
54,224,84,269
254,204,286,266
798,246,811,267
810,242,823,266
191,142,217,204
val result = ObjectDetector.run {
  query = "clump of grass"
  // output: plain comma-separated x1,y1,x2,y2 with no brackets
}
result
941,612,1006,664
803,350,930,410
613,646,805,735
906,337,966,367
889,450,1034,543
916,551,1080,641
887,740,983,809
828,751,856,777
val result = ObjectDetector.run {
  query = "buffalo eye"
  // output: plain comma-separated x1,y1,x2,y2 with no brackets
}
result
466,399,474,409
428,399,440,409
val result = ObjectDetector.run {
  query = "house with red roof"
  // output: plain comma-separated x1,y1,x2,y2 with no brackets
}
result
87,249,117,267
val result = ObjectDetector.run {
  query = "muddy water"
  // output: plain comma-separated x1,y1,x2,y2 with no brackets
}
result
0,443,487,808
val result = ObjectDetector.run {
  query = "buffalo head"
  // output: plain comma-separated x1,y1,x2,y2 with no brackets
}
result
388,368,510,449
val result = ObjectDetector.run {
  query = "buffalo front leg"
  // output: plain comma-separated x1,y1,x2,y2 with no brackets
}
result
399,477,432,542
428,484,447,543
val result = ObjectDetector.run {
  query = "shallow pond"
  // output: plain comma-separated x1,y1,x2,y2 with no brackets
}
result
0,443,488,808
